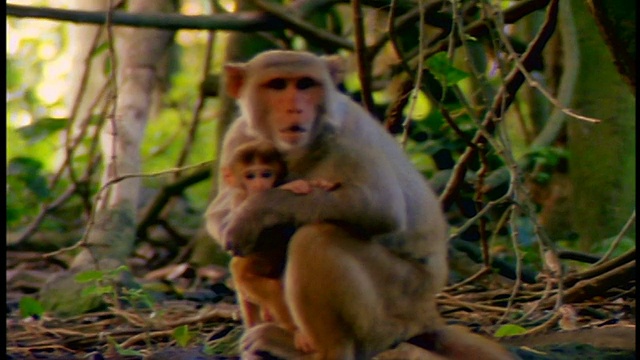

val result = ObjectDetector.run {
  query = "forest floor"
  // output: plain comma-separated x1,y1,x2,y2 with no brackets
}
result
6,248,636,360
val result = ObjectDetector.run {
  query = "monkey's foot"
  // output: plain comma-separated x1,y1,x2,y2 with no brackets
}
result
241,323,308,359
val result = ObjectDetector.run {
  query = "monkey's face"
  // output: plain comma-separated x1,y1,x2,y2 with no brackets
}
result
258,76,325,150
240,164,279,194
225,51,337,152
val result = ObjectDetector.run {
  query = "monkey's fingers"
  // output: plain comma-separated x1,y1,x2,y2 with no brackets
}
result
279,180,313,194
309,179,341,191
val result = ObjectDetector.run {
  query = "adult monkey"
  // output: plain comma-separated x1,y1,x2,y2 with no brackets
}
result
205,50,514,359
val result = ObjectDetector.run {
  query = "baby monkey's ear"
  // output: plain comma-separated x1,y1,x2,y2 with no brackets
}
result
221,166,237,187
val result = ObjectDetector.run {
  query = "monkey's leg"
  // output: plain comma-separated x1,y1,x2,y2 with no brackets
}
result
286,223,452,359
230,258,263,327
234,272,296,331
438,325,516,360
239,293,262,327
240,223,447,359
408,325,516,360
285,224,391,360
255,279,296,332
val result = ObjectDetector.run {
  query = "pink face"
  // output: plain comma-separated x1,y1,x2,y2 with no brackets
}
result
258,76,325,150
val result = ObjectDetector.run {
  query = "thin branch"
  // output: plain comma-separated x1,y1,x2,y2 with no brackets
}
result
12,186,77,245
404,0,552,66
7,0,349,55
44,161,213,259
174,33,216,176
399,0,425,147
351,0,374,113
481,0,581,193
492,6,600,124
593,210,636,266
252,0,354,51
563,247,636,287
56,25,106,188
541,260,636,307
136,29,218,238
136,167,212,240
6,3,277,31
98,0,120,212
439,0,559,210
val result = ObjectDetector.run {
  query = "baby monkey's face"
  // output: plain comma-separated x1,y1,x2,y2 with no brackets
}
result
241,163,278,194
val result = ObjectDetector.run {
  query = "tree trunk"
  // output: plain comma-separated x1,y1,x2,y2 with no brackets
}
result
71,0,176,269
585,0,636,94
566,0,636,250
40,0,176,316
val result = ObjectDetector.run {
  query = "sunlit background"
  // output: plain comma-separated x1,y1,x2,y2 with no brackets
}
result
6,0,235,225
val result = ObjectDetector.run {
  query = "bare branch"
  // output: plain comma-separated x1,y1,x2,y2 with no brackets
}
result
7,3,275,31
252,0,354,50
351,0,374,113
439,0,559,210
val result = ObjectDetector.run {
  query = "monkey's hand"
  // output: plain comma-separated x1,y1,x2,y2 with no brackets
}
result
278,179,314,194
223,198,292,256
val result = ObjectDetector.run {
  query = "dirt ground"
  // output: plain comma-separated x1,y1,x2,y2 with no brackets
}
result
6,250,636,359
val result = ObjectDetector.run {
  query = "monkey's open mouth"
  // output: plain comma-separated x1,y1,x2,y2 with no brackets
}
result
282,125,307,133
279,125,308,141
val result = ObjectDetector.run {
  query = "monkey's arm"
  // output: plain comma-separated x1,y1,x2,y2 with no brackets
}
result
223,145,407,255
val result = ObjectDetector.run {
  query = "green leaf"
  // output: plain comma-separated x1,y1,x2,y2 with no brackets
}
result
108,337,144,356
19,296,45,318
91,41,110,57
534,172,551,185
494,324,528,338
426,52,470,86
403,90,432,120
75,270,105,283
173,325,193,347
7,157,51,199
81,284,113,297
7,157,43,176
343,72,361,93
15,117,68,144
80,284,98,298
108,265,130,276
116,347,144,356
409,152,437,175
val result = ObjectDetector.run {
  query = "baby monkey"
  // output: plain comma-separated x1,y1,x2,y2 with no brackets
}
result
222,139,338,353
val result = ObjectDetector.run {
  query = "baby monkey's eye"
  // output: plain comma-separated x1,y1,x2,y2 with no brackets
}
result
296,77,319,90
244,173,257,180
265,78,287,90
260,171,274,179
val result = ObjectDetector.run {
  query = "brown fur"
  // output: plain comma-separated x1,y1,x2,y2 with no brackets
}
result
206,50,514,359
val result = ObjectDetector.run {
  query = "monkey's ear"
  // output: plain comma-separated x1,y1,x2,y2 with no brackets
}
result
323,55,345,85
221,166,236,187
224,63,247,99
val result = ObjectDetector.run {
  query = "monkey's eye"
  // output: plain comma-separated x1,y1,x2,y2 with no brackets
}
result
260,171,274,179
244,173,257,180
264,78,287,90
296,77,319,90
